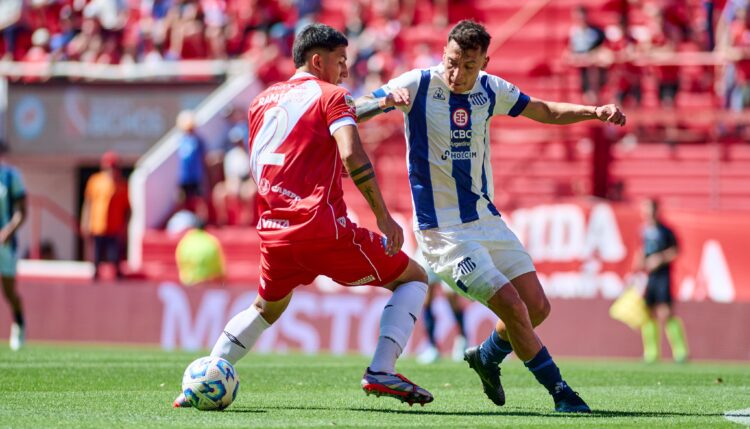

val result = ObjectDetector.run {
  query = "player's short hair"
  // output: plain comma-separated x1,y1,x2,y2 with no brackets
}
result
448,20,491,53
292,24,348,68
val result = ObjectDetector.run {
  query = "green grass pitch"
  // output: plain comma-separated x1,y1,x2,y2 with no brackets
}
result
0,344,748,428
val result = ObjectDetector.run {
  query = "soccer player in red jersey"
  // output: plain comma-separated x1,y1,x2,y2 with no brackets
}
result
174,24,433,408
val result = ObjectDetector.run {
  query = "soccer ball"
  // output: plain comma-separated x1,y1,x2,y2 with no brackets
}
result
181,356,239,411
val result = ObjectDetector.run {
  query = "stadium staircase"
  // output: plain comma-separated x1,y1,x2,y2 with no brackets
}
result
138,0,750,283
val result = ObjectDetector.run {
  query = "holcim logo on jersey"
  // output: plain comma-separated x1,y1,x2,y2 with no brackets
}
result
452,108,469,127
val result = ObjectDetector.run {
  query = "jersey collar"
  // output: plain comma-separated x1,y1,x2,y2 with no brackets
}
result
291,71,316,80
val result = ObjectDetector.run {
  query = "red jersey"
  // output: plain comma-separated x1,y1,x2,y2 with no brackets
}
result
248,72,357,244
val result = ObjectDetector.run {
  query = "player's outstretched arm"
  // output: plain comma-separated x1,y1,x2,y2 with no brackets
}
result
332,124,404,256
354,88,411,123
520,97,626,126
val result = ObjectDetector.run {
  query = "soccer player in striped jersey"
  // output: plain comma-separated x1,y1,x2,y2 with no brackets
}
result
356,20,626,413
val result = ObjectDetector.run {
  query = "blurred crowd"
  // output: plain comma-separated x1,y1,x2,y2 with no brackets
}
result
568,0,750,112
0,0,446,93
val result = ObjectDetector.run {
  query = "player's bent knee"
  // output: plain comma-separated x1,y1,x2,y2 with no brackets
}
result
529,296,551,326
252,293,292,325
391,259,428,287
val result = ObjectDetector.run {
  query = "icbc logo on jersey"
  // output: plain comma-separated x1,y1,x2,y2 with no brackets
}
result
452,108,469,128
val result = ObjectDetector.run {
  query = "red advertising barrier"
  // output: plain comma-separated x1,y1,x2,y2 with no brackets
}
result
505,201,750,303
342,195,750,303
1,278,748,360
1,200,749,359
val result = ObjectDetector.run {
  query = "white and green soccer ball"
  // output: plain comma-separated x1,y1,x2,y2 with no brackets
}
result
181,356,239,411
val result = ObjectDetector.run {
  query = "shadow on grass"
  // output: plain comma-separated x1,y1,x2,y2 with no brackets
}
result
222,408,267,414
349,408,725,418
250,405,723,418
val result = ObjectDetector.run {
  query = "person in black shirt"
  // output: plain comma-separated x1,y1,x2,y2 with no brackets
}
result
636,198,688,363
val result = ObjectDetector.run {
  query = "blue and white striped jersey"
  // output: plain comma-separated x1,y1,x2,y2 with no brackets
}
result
373,64,529,231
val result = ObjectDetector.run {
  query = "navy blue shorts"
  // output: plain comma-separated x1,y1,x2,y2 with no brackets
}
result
645,271,672,307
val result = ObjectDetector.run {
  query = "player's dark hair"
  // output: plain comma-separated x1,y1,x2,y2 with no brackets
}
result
292,24,348,68
448,20,491,53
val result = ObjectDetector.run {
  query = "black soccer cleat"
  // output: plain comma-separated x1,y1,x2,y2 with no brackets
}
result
463,346,505,406
553,385,591,413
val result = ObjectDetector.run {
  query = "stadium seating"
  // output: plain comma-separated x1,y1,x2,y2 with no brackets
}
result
133,0,750,282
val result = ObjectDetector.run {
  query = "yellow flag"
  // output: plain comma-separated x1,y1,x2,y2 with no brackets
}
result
609,287,649,330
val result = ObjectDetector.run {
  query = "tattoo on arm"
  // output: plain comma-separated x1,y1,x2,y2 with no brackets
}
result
349,162,372,177
355,96,384,123
362,186,377,210
354,172,376,185
349,162,376,184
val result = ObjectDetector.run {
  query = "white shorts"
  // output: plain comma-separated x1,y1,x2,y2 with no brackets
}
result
415,216,535,304
0,245,18,277
413,248,454,293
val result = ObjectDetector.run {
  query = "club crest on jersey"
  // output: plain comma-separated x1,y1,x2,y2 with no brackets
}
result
258,178,271,195
337,217,347,227
469,92,488,106
433,88,446,100
344,94,355,108
456,257,477,276
452,108,469,127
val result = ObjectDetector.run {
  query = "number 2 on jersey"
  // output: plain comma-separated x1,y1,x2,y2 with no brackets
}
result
251,106,289,180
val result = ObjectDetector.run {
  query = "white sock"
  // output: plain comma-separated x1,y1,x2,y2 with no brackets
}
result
210,307,270,365
369,281,427,373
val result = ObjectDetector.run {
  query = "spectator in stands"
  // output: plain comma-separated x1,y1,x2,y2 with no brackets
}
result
49,5,78,61
644,5,682,107
23,27,50,63
201,0,228,59
292,0,322,33
568,6,607,104
212,126,256,226
66,16,101,62
167,0,206,60
0,140,27,351
635,198,688,363
80,151,130,280
175,110,208,222
607,23,643,107
0,0,23,61
728,5,750,110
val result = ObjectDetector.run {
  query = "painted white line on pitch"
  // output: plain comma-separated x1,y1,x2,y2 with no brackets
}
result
725,408,750,426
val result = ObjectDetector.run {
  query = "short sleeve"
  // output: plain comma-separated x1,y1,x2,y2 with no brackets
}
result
322,87,357,134
11,170,25,200
371,69,423,114
484,74,530,117
664,226,678,249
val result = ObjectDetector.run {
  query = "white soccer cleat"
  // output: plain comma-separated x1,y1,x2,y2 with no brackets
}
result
172,392,191,408
9,323,24,351
417,345,440,365
452,335,467,362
